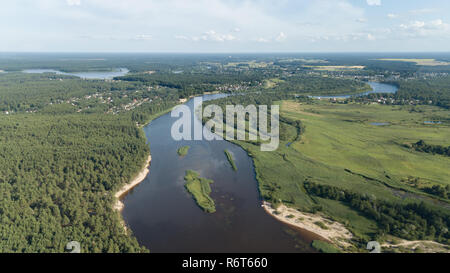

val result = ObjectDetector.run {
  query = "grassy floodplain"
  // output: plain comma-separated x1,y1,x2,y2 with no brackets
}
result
177,146,190,157
232,100,450,246
184,170,216,213
281,101,450,191
311,240,341,253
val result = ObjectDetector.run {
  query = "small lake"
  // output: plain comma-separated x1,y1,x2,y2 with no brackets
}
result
22,68,129,80
312,81,398,99
371,122,390,126
424,121,443,125
121,94,318,253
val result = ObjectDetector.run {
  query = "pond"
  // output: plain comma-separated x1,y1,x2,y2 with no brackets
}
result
311,81,398,99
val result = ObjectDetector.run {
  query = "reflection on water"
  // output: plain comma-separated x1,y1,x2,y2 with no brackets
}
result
424,121,442,125
22,68,129,79
121,94,318,253
371,122,390,126
311,81,399,99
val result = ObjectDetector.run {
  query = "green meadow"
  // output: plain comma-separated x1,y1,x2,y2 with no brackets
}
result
233,100,450,241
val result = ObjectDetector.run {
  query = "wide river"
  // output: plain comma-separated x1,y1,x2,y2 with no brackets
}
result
122,94,323,253
121,82,399,253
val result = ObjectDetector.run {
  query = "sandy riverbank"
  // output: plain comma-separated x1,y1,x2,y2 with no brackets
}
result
382,238,449,253
114,155,152,212
262,201,353,249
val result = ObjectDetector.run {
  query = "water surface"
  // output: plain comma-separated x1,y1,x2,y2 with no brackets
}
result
22,68,129,79
424,121,443,125
122,94,318,253
371,122,390,126
312,81,398,99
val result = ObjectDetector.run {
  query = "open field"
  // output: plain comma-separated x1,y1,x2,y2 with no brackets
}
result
224,61,273,68
282,101,450,191
232,100,450,246
263,78,285,89
303,65,366,71
376,59,450,66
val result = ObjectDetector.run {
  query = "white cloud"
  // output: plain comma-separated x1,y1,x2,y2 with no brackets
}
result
254,37,270,43
387,13,398,19
398,19,450,38
178,30,237,42
275,32,287,42
2,0,448,52
431,19,443,26
409,8,437,14
356,18,367,23
366,0,381,6
134,34,152,40
411,21,425,28
66,0,81,6
174,35,189,40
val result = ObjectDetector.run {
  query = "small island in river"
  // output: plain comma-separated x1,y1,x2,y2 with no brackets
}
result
177,146,190,157
224,150,237,171
184,170,216,213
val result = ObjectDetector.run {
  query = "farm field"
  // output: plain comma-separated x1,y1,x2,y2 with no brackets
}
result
303,65,366,71
376,59,450,66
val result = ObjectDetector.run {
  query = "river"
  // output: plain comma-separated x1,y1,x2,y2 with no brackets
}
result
22,68,129,79
311,81,398,99
121,82,400,252
121,94,320,253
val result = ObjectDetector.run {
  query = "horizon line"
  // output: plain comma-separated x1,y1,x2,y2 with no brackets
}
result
1,51,450,55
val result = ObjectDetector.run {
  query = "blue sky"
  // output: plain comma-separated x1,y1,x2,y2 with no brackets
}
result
1,0,449,52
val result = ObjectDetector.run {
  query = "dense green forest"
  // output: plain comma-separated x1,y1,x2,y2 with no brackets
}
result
304,181,450,244
394,77,450,109
271,76,372,96
0,114,148,252
351,77,450,109
0,73,179,252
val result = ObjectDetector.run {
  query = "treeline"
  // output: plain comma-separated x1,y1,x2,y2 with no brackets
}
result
303,181,450,244
394,77,450,109
280,116,305,142
422,185,450,200
0,73,180,252
201,92,305,142
412,140,450,157
346,77,450,109
0,73,141,112
0,114,149,252
117,72,262,98
272,76,371,96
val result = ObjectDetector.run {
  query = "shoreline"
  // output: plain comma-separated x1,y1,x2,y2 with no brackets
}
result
262,201,354,249
114,155,152,212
